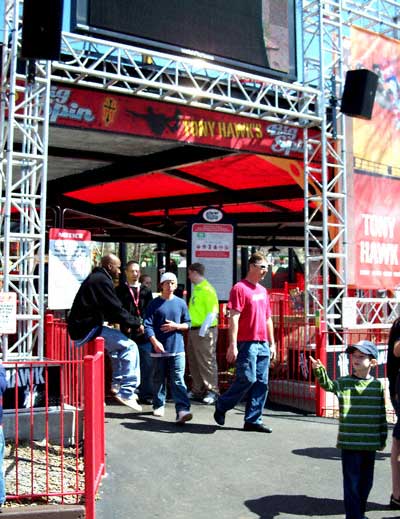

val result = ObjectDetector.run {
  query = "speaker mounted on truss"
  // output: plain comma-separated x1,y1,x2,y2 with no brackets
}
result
21,0,64,61
340,69,379,120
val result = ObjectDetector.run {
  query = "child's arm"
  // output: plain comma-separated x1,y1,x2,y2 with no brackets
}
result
0,364,6,395
309,355,324,370
309,355,338,393
378,382,388,450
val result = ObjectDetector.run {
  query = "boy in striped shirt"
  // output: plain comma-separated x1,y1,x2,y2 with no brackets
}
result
310,340,387,519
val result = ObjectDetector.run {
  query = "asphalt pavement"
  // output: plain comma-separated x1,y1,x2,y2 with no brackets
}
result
96,399,394,519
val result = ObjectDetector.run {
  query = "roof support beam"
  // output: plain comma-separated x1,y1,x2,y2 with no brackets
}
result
47,145,234,195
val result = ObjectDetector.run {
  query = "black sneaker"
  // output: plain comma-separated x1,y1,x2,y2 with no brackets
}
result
243,422,272,433
213,406,225,426
390,494,400,509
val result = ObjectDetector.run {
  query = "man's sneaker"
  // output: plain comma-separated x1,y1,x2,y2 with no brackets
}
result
390,494,400,510
153,406,165,417
139,398,153,405
110,383,120,395
176,410,193,424
243,422,272,433
213,406,225,426
187,390,201,400
202,392,217,405
114,393,142,412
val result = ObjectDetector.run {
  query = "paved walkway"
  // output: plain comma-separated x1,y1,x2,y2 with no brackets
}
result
96,400,394,519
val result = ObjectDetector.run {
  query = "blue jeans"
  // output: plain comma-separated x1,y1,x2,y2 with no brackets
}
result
152,354,190,414
216,341,270,424
137,341,154,400
100,327,140,399
341,449,375,519
0,427,5,505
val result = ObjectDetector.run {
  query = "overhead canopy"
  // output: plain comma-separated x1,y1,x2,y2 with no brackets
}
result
43,84,322,249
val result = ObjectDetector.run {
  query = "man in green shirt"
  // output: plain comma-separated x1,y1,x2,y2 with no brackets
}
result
187,263,219,404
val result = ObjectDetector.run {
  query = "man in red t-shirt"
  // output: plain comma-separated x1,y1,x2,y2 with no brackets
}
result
214,252,275,432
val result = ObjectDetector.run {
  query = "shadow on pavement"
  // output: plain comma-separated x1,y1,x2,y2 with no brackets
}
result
105,410,241,434
244,494,388,518
292,447,390,461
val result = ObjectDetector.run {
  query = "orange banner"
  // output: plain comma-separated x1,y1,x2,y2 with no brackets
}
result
350,27,400,169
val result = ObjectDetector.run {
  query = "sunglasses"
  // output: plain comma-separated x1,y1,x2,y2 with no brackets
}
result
253,264,268,270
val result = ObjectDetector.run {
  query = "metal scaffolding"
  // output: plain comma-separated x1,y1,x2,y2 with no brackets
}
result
302,0,348,336
302,0,400,338
1,0,50,359
1,0,399,357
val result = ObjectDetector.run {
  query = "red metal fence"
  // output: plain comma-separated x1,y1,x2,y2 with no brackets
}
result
313,322,390,418
4,315,105,519
216,294,392,420
13,309,389,517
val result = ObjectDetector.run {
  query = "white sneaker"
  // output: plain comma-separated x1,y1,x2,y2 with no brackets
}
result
153,406,165,417
202,392,217,405
176,410,193,424
114,393,142,412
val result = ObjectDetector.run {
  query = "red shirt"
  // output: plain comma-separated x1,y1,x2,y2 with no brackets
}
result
228,279,271,342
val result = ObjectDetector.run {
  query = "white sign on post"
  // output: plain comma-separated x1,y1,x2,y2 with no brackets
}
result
0,292,17,334
342,297,357,328
48,228,92,310
191,210,234,301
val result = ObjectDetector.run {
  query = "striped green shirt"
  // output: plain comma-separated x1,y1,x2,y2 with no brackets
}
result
314,366,387,451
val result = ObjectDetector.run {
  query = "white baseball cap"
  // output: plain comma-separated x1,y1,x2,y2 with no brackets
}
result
160,272,177,284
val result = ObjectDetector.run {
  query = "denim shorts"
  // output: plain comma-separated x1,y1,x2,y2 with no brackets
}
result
393,374,400,440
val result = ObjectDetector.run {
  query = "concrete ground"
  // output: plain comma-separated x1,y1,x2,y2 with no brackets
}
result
96,400,394,519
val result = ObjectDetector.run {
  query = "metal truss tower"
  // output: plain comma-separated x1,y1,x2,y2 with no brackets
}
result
302,0,400,336
1,0,399,358
302,0,348,336
1,0,51,359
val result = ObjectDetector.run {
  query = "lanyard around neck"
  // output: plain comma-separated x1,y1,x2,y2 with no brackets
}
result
126,282,140,315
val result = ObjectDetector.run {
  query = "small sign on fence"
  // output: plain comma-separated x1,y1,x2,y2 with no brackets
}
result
0,292,17,334
3,365,61,409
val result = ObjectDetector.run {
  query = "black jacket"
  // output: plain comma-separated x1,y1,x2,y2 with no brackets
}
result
387,317,400,399
67,267,137,340
115,282,153,343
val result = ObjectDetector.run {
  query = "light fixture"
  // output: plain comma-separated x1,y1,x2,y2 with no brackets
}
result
268,244,280,254
153,243,166,254
268,240,281,261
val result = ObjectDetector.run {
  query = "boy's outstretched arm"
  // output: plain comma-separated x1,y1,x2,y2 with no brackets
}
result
309,355,324,370
309,355,337,393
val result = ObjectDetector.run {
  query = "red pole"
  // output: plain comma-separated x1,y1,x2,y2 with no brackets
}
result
315,320,327,417
84,353,96,519
94,337,106,476
279,299,285,362
44,313,54,358
84,337,106,519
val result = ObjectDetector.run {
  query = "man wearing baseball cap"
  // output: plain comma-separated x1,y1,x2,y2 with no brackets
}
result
144,272,193,424
310,339,387,519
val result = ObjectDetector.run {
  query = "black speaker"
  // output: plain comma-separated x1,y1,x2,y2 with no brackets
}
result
340,69,379,120
21,0,64,60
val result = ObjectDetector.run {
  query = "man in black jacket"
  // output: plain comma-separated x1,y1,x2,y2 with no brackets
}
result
116,261,153,404
67,254,142,411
